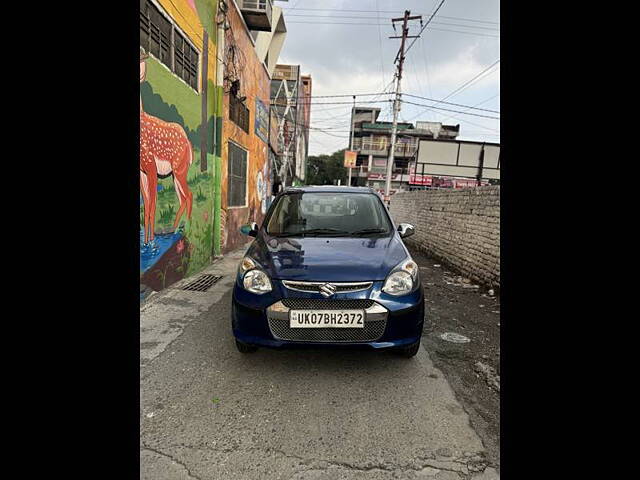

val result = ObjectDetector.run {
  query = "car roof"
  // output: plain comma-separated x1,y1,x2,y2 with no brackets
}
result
282,186,377,194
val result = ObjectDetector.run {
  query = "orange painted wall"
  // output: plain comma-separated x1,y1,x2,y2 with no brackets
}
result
220,3,271,253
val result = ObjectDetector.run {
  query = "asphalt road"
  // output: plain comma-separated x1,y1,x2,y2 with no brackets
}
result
408,247,500,469
140,247,499,480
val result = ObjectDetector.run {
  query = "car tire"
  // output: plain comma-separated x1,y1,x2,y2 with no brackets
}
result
399,340,421,358
235,339,258,353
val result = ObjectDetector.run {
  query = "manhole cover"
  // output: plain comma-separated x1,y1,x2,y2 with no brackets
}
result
439,332,471,343
181,274,223,292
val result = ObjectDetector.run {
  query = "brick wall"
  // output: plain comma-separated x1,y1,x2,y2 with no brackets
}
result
389,187,500,288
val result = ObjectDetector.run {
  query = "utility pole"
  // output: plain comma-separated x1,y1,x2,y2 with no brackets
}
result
348,95,355,186
385,10,422,203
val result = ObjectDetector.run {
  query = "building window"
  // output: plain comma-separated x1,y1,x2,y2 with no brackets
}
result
270,82,280,99
230,96,250,133
228,142,247,207
394,159,409,173
373,158,387,167
140,0,171,69
355,156,367,167
174,30,199,90
140,0,199,91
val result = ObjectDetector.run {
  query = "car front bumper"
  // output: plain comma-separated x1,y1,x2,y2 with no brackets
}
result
232,277,425,350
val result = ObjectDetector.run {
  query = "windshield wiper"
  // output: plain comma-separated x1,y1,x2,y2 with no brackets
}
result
350,228,388,236
296,228,348,237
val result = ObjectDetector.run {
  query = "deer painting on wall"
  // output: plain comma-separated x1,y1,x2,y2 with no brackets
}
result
140,51,194,244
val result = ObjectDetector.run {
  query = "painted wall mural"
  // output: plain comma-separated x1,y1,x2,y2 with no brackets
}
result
255,97,269,144
140,0,221,299
259,154,272,215
140,52,194,244
219,208,228,252
220,2,272,254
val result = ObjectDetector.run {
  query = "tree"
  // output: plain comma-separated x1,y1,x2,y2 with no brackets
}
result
306,149,348,186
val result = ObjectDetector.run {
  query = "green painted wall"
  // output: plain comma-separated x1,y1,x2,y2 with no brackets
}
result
213,85,224,256
140,0,221,295
144,58,201,131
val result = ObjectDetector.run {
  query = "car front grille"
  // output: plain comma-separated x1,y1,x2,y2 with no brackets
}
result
281,299,375,310
282,280,373,294
267,299,387,343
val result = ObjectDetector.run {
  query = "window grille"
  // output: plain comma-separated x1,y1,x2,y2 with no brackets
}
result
140,0,199,92
228,142,247,207
230,96,250,133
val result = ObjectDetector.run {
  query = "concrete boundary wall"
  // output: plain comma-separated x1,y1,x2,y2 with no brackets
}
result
389,187,500,289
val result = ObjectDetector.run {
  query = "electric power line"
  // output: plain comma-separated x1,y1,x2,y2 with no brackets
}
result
282,8,499,26
302,92,498,114
441,60,500,101
310,130,351,138
301,92,389,98
454,116,500,133
284,21,499,38
403,0,448,57
401,93,499,113
304,99,393,105
399,99,499,119
438,93,500,124
284,15,499,31
405,60,500,122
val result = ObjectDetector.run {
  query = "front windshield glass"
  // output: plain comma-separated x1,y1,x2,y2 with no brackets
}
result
266,192,393,236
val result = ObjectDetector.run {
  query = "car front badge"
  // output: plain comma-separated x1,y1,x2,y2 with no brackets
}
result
319,283,337,298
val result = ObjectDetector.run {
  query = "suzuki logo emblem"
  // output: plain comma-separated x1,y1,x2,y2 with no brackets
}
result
319,283,337,298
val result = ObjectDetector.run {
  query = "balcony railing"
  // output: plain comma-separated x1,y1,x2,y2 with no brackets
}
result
352,137,387,152
352,137,417,157
239,0,273,32
393,143,418,157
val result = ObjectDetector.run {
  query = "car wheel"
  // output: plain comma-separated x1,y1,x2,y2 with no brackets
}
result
235,339,258,353
399,340,421,358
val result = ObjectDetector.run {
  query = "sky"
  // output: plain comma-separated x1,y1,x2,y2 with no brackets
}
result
274,0,500,156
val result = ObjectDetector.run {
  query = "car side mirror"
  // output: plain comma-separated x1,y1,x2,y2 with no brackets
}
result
240,222,259,237
398,223,415,238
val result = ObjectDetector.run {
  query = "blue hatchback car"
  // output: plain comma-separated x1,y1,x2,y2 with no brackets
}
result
232,186,425,358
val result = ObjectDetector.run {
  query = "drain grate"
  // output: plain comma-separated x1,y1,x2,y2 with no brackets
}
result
180,274,223,292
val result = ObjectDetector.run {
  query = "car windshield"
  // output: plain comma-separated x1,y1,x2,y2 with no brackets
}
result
266,192,393,237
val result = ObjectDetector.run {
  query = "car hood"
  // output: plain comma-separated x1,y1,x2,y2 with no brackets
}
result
246,233,409,282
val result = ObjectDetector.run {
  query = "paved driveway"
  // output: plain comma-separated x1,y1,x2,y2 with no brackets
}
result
140,247,497,480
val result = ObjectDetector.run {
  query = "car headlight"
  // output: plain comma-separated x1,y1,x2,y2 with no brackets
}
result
239,256,256,274
239,256,272,294
243,270,272,294
382,258,419,296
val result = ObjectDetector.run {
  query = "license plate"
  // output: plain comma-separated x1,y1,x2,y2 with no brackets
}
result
289,310,365,328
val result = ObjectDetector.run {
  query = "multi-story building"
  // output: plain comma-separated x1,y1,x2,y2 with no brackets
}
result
139,0,287,297
220,0,286,253
248,2,287,203
270,64,310,189
251,3,287,77
348,106,460,194
299,74,312,181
